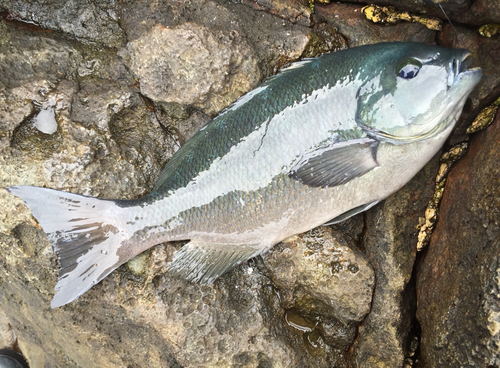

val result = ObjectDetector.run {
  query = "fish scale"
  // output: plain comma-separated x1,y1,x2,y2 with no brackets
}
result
6,42,482,307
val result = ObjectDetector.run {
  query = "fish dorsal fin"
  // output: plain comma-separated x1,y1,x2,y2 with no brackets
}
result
288,138,380,188
168,241,266,284
323,201,379,225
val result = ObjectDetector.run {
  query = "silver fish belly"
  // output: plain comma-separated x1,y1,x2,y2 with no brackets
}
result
6,42,482,308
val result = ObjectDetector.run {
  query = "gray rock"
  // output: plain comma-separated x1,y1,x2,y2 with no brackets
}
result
122,22,261,116
0,0,126,48
262,227,375,325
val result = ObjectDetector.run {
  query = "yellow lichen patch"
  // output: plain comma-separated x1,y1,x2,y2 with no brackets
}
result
466,96,500,134
308,0,330,13
418,96,500,251
417,143,468,251
479,24,500,38
362,4,443,31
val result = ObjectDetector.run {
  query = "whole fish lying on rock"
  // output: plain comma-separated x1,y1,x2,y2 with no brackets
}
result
7,42,482,308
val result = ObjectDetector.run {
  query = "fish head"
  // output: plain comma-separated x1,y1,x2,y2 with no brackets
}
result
355,43,482,143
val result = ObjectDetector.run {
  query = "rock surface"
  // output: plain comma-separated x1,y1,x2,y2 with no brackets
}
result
416,110,500,367
0,0,499,367
123,22,261,115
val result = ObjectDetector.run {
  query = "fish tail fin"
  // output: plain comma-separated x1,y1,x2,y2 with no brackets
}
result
6,185,131,308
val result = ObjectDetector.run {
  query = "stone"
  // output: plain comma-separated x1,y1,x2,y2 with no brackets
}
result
416,110,500,367
334,0,500,27
0,0,126,48
315,3,436,47
122,22,261,116
262,227,375,325
238,0,312,27
0,310,16,350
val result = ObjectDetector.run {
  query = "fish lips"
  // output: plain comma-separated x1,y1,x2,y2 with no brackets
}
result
448,53,482,90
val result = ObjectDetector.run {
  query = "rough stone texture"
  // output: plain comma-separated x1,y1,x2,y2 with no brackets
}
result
0,0,126,48
341,0,470,13
116,0,311,77
263,227,375,324
123,23,261,116
239,0,311,27
0,309,16,349
416,111,500,367
342,0,500,25
315,3,436,47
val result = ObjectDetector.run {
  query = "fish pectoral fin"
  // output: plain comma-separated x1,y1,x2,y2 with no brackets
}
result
288,138,380,188
323,201,380,225
168,241,266,284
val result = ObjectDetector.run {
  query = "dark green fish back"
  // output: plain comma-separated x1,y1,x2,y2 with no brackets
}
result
147,46,374,201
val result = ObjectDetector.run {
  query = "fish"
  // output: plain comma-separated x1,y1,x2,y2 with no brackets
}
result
6,42,482,308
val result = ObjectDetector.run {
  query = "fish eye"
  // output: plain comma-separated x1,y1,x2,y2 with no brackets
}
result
396,59,422,79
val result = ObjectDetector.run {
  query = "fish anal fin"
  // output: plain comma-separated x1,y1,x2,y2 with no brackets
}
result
323,201,379,226
168,241,266,284
288,138,380,188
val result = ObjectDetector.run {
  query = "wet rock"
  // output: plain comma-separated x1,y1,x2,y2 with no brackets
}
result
0,0,126,48
10,106,64,160
336,0,473,17
361,4,442,31
122,22,261,116
315,3,436,47
416,110,500,367
260,226,374,366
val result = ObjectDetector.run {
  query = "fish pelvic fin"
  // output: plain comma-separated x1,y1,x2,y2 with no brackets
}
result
169,241,266,284
7,186,130,308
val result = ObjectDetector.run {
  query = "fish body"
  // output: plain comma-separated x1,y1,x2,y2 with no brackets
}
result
7,42,482,307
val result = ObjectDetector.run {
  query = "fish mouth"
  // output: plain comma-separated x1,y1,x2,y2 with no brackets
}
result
448,52,482,88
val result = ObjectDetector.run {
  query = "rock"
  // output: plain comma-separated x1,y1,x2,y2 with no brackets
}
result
238,0,312,27
339,0,470,13
0,0,126,48
262,227,375,325
0,310,16,349
122,23,261,116
416,109,500,367
315,3,436,47
338,0,500,26
117,0,310,77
